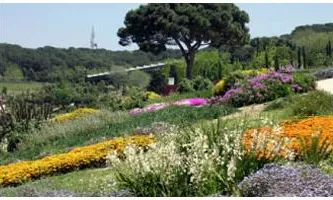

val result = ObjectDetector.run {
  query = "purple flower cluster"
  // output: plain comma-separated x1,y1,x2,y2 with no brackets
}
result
239,163,333,197
210,66,300,106
277,64,296,74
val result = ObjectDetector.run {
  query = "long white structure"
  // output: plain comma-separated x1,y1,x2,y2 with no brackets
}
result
86,62,166,80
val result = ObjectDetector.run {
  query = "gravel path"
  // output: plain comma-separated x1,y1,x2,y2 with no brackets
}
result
316,78,333,94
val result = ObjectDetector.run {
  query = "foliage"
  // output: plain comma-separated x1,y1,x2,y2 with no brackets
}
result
178,78,195,93
147,71,167,94
1,64,24,81
0,43,181,82
0,135,154,187
288,91,333,117
118,3,249,79
292,72,316,92
298,132,333,165
0,93,53,152
192,76,213,91
127,71,151,89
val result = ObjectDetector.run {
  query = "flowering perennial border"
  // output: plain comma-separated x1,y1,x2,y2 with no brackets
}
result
129,98,208,116
0,135,155,187
50,108,99,123
244,116,333,159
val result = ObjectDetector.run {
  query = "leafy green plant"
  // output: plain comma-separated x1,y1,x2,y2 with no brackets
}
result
192,76,213,91
298,131,333,165
178,78,195,93
288,91,333,117
0,92,53,152
292,72,316,92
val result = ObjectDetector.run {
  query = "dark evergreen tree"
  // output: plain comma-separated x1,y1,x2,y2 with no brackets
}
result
297,47,302,69
274,55,279,71
302,46,307,69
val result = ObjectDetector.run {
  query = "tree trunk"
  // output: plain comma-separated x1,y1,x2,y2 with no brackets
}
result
185,52,195,80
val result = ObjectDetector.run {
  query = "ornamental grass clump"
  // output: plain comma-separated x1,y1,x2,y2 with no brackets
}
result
244,116,333,160
108,119,279,197
50,108,98,123
0,135,155,187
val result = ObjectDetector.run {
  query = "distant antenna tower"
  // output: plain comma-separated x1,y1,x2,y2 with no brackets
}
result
90,26,98,49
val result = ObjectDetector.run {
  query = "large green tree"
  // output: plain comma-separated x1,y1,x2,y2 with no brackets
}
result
118,3,249,79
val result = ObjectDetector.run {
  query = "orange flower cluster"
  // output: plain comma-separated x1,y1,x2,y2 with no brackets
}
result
244,116,333,159
0,135,155,187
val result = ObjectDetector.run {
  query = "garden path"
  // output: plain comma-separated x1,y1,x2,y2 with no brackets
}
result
316,78,333,94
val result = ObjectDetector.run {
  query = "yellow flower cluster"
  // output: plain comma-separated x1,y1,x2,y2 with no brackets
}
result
147,91,161,100
212,80,226,96
0,135,155,187
50,108,99,123
240,68,269,76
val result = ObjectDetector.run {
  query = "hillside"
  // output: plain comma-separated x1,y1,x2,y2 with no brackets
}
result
0,43,181,82
1,22,333,84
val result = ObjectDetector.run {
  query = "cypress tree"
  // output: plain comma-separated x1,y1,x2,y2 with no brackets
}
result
274,55,279,71
297,47,302,69
302,46,306,69
329,40,332,57
265,50,269,68
256,38,260,56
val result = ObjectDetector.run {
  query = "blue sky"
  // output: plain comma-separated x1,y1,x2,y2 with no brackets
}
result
1,3,333,51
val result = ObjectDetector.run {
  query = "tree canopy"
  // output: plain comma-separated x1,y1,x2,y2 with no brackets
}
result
118,3,250,79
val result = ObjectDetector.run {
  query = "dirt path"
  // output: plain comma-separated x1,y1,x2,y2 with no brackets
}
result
316,78,333,94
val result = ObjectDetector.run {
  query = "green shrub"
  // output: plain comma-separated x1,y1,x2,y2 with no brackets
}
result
178,78,195,93
288,91,333,117
292,72,316,92
263,96,292,111
147,71,167,93
193,76,213,91
127,71,151,89
0,92,53,152
298,132,333,165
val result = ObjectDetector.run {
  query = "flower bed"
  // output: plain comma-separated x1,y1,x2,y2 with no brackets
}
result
129,98,208,116
50,108,99,123
210,66,315,107
0,135,155,187
243,116,333,159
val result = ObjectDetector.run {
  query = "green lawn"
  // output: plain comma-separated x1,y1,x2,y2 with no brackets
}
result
0,168,117,197
0,82,44,95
